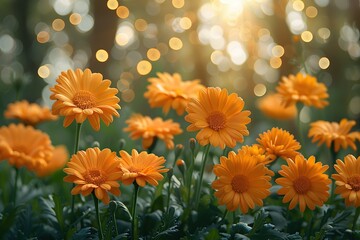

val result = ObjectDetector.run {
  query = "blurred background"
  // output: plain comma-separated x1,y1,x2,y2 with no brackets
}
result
0,0,359,154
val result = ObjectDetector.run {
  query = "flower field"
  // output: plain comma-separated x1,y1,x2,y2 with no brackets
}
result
0,0,359,239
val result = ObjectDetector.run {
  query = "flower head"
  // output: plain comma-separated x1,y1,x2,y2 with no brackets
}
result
332,154,360,207
185,87,251,149
50,68,120,131
212,151,273,213
118,149,169,187
124,114,182,149
257,93,297,120
35,146,68,177
308,119,360,152
257,127,301,161
144,72,205,115
238,144,275,165
276,155,331,212
63,148,122,204
4,100,58,126
0,124,54,171
276,73,329,108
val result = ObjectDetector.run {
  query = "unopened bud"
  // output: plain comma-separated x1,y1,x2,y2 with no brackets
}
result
189,138,196,152
175,144,184,159
92,141,100,148
119,139,126,149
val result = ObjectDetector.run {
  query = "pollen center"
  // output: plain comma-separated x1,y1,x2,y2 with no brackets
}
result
84,169,106,185
207,111,226,131
73,90,96,109
231,174,249,193
293,176,311,194
348,175,360,191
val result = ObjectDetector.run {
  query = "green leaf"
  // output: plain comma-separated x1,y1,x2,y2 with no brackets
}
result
72,227,99,240
52,194,65,232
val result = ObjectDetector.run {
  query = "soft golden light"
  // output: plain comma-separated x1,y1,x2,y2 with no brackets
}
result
318,28,331,40
270,57,282,69
135,19,148,32
301,31,313,42
107,0,119,10
306,6,318,18
179,17,192,30
254,84,267,97
272,45,285,57
169,37,183,50
147,48,161,61
38,65,50,78
137,60,152,75
52,19,65,31
69,13,82,25
115,33,129,46
122,89,135,102
172,0,184,9
319,57,330,69
116,6,129,19
37,31,50,43
96,49,109,62
293,0,305,11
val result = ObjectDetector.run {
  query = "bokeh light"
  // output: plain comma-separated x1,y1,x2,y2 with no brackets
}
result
169,37,183,50
52,19,65,31
147,48,161,61
96,49,109,62
319,57,330,69
69,13,82,25
116,6,130,19
137,60,152,75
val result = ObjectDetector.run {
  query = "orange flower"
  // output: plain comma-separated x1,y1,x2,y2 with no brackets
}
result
308,119,360,152
63,148,122,204
118,149,169,187
124,114,182,149
144,72,205,115
212,151,273,213
35,146,68,177
276,73,329,108
257,93,297,120
185,87,251,149
4,100,58,126
332,154,360,207
257,127,301,161
0,124,53,171
50,68,120,131
238,144,275,165
276,155,331,212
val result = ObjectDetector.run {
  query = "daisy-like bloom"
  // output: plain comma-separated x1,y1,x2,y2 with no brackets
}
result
276,73,329,108
144,72,205,115
332,154,360,207
0,124,53,171
50,68,120,131
63,148,122,204
257,93,297,120
185,87,251,149
35,146,68,177
4,100,58,126
212,151,273,213
124,114,182,149
276,155,331,212
257,127,301,161
308,119,360,152
238,144,275,165
118,149,169,187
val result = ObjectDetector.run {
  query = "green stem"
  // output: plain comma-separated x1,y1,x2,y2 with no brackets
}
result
71,123,82,218
166,170,173,213
194,144,211,208
186,146,196,208
329,144,337,204
352,207,360,231
92,192,103,239
147,137,158,153
219,209,228,223
131,183,140,240
295,103,304,147
12,167,19,205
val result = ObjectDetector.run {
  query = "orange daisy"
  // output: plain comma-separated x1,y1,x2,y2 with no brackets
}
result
118,149,169,187
50,68,120,131
257,93,297,120
0,124,53,172
276,73,329,108
4,100,58,126
185,87,251,149
212,151,273,213
256,127,301,161
124,114,182,150
308,119,360,152
332,154,360,207
276,155,331,212
35,146,68,177
144,72,205,115
238,144,275,165
63,148,122,204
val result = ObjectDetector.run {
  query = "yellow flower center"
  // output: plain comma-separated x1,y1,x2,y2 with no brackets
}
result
73,90,96,109
84,169,106,185
293,176,311,194
231,174,249,193
348,175,360,191
207,111,226,131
